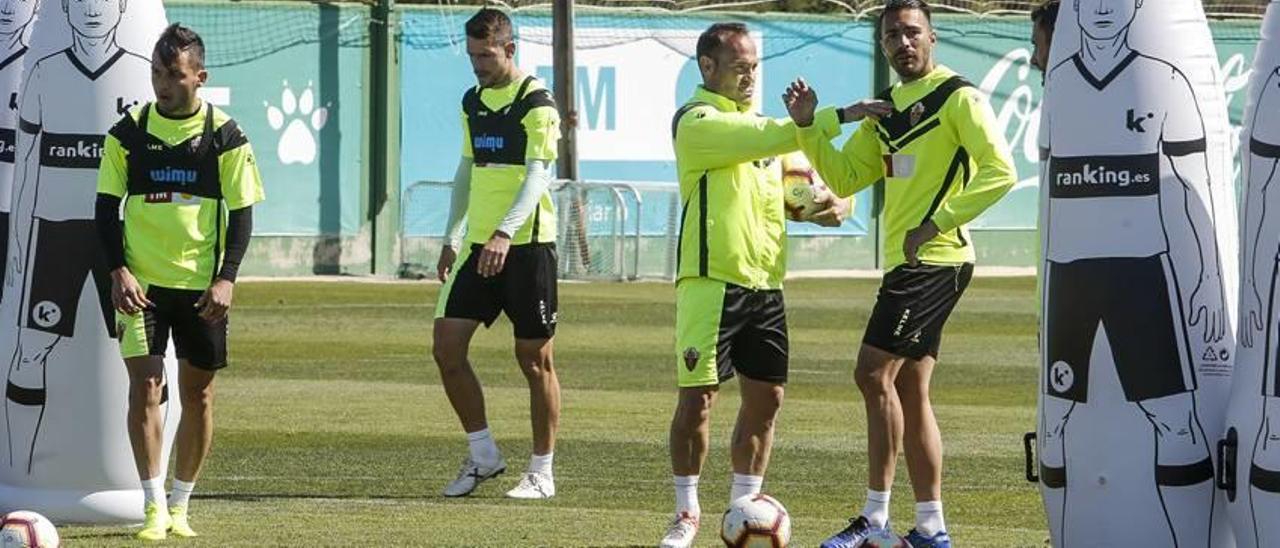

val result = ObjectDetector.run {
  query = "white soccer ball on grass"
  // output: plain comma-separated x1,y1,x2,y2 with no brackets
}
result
720,493,791,547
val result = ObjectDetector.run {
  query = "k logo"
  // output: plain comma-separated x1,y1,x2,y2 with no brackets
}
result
116,97,138,116
1049,360,1074,393
31,301,61,329
683,347,700,372
1125,109,1153,133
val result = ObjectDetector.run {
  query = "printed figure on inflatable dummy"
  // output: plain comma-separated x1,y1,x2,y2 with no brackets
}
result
1037,0,1227,545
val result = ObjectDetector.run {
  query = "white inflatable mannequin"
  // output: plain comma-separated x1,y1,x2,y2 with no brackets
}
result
1224,2,1280,546
0,0,175,523
0,0,36,299
1033,0,1239,545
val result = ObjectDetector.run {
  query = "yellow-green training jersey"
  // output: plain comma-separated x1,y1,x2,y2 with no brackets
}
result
798,65,1016,269
98,102,264,290
460,75,560,245
671,85,841,290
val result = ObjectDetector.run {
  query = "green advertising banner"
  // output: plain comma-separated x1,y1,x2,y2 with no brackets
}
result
934,16,1260,230
150,3,1263,258
168,1,370,237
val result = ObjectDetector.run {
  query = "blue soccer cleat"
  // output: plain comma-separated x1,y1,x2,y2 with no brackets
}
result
820,516,877,548
904,528,952,548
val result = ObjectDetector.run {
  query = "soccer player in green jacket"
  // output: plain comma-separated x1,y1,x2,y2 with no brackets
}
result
785,1,1017,546
658,21,851,548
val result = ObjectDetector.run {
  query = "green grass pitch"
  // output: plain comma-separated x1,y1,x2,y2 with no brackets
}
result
58,277,1046,546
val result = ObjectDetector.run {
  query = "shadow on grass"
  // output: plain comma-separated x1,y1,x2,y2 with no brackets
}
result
193,492,524,502
59,530,134,540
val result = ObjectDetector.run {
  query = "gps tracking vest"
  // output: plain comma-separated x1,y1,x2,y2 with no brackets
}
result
1222,2,1280,546
114,103,222,200
462,76,553,167
1029,0,1240,546
460,75,556,245
0,0,176,524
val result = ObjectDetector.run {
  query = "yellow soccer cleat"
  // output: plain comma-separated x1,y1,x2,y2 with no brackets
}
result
135,502,171,541
169,505,198,538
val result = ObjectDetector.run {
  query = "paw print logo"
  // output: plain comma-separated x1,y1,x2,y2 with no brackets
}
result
265,80,329,165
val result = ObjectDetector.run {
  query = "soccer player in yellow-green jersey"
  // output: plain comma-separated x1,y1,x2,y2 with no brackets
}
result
659,22,853,548
431,8,563,501
95,25,264,542
785,1,1016,546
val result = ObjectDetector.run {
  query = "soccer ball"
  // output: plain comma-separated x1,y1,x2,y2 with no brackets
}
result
856,529,909,548
780,152,831,219
0,511,58,548
720,493,791,547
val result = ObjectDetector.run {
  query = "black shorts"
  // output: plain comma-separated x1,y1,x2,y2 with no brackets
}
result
863,262,973,360
436,243,558,340
1044,255,1194,403
0,209,8,304
118,285,228,370
23,218,114,338
1263,257,1280,397
675,279,789,387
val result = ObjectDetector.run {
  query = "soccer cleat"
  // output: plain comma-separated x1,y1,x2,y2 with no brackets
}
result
904,528,952,548
505,471,555,499
658,512,700,548
135,502,171,541
820,516,877,548
168,505,198,538
442,457,507,497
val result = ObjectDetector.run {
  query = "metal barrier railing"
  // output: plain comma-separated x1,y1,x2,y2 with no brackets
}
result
400,178,679,281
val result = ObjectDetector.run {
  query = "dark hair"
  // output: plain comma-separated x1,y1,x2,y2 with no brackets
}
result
154,23,205,70
465,7,513,43
695,22,750,62
1031,0,1060,31
878,0,933,30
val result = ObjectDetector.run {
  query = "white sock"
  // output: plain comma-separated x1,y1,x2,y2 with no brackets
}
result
729,473,764,502
142,476,167,511
674,475,700,517
915,500,946,537
170,479,195,508
466,428,501,466
862,489,891,529
529,452,554,476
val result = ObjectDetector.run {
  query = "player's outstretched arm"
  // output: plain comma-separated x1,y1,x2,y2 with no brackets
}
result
785,80,885,199
676,102,832,174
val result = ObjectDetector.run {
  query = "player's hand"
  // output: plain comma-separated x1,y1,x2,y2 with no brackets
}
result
110,267,152,316
808,195,852,228
196,279,234,323
1242,279,1265,348
477,231,511,278
437,245,458,283
1188,274,1226,343
903,221,940,267
782,78,819,127
840,99,894,123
